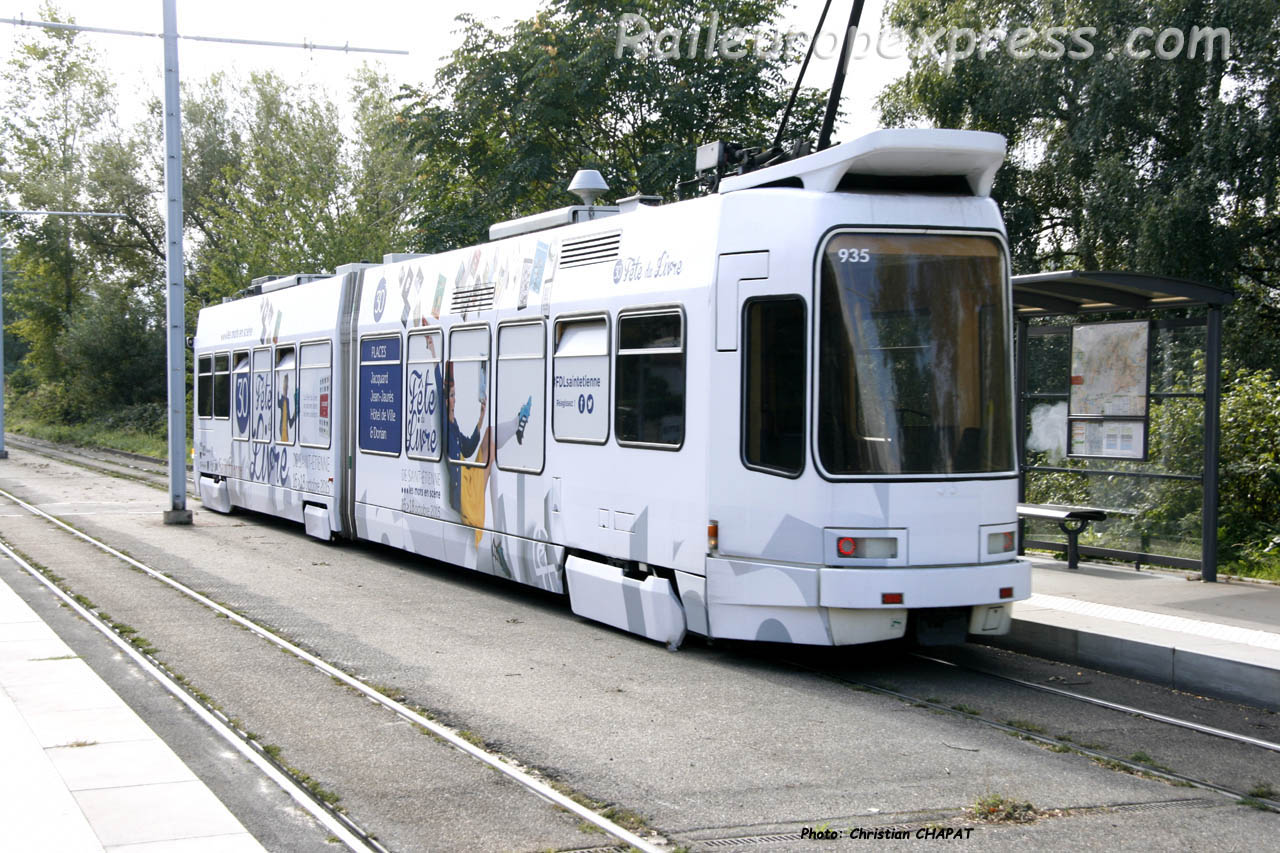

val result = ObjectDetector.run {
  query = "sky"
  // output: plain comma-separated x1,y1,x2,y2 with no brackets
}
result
0,0,910,171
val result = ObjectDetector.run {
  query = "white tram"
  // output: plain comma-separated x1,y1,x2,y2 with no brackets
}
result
193,129,1031,648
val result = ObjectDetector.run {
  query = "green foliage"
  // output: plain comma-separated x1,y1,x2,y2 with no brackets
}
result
971,792,1038,822
5,406,169,458
1219,366,1280,577
395,0,826,251
882,0,1280,572
0,2,115,385
188,69,416,306
878,0,1280,290
1,8,417,443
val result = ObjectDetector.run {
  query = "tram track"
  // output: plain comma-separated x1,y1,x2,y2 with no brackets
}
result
0,472,669,853
909,651,1280,754
776,649,1280,814
4,435,1278,847
2,433,184,488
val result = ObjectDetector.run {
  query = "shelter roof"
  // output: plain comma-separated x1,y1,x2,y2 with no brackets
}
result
1012,270,1234,316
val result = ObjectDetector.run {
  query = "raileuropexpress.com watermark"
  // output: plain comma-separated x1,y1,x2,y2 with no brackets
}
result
614,13,1232,71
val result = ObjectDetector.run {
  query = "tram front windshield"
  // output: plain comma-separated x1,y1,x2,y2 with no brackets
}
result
818,233,1014,476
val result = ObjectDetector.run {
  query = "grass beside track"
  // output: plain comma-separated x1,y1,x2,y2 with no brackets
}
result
7,416,174,459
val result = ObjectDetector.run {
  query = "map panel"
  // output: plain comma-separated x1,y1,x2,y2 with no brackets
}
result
1069,321,1149,416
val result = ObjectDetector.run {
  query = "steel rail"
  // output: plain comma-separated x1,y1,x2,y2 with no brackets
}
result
0,485,667,853
1,435,188,489
778,655,1280,812
911,652,1280,754
0,535,381,853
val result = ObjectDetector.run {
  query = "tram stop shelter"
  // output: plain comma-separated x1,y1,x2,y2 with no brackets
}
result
1011,271,1235,581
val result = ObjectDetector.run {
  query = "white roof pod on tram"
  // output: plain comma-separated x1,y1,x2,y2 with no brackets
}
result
192,128,1029,651
719,128,1006,196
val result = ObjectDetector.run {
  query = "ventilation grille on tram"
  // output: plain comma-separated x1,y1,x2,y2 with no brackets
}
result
559,231,621,269
450,284,496,314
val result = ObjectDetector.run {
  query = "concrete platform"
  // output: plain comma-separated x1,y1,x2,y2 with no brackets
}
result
987,555,1280,711
0,573,266,852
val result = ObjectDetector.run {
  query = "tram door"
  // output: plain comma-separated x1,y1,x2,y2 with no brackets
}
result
709,251,817,564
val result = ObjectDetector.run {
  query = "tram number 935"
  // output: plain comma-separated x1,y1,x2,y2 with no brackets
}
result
836,247,871,263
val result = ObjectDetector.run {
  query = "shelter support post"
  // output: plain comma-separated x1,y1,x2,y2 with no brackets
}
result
1015,316,1029,554
1201,305,1222,582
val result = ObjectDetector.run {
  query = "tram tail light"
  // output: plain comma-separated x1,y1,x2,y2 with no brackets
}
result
999,587,1014,599
988,531,1016,554
836,537,898,559
881,592,904,605
708,521,719,553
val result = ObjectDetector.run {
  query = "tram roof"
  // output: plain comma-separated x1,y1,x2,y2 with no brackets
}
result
1012,270,1235,316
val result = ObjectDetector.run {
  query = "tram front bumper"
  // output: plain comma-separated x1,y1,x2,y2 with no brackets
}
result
817,559,1030,609
703,557,1030,645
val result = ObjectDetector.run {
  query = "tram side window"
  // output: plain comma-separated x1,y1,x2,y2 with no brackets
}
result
213,353,231,419
446,326,490,469
298,342,332,449
232,351,251,441
405,331,443,461
197,355,213,419
616,310,684,447
743,298,806,475
274,345,297,446
552,317,609,444
496,321,545,473
251,349,272,443
358,336,402,455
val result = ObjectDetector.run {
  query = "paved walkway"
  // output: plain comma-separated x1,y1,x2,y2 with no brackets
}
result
0,573,265,852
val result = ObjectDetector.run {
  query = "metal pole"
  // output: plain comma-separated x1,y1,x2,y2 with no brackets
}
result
162,0,191,524
0,237,7,459
1015,316,1029,552
1200,305,1223,581
817,0,867,150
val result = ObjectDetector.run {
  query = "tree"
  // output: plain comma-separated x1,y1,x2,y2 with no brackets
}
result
0,3,113,389
189,70,418,304
876,0,1280,368
396,0,827,251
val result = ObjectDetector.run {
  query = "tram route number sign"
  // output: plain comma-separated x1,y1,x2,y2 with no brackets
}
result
359,337,402,453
